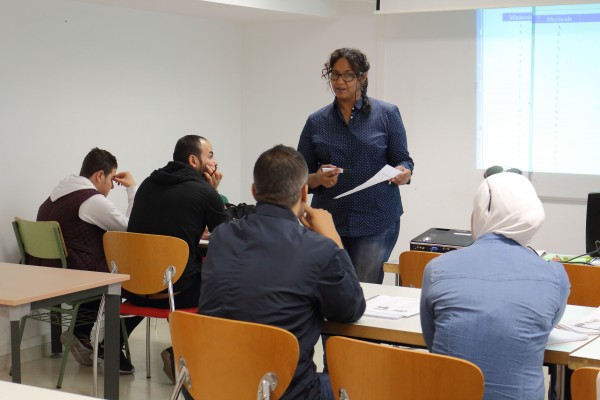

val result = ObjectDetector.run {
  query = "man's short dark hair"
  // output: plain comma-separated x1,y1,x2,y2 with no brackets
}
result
253,145,308,209
173,135,207,163
79,147,118,178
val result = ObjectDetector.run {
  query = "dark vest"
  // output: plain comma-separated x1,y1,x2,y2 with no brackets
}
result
36,189,107,272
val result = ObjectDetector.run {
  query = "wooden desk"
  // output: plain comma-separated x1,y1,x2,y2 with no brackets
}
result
545,305,599,365
323,283,425,347
323,283,597,364
0,380,97,399
569,336,600,369
0,263,129,400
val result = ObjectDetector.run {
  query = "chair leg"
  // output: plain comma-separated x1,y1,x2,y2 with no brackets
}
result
121,319,131,360
93,295,106,398
170,366,188,400
146,318,151,379
56,317,77,388
50,311,63,357
18,316,28,351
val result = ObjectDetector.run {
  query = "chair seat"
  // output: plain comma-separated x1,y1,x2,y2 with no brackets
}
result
120,302,197,319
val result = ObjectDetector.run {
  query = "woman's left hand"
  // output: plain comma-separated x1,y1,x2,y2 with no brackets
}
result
389,166,411,186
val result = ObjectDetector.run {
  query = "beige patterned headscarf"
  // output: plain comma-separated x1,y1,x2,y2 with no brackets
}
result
472,173,545,246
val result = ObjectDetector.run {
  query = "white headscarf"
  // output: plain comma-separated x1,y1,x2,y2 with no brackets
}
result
472,172,545,246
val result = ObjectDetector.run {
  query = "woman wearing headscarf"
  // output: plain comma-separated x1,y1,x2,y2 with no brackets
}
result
420,172,570,400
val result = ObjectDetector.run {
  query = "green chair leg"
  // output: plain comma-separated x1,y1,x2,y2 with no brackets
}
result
18,316,28,351
56,312,78,389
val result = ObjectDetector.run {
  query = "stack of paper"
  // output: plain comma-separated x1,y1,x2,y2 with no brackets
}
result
547,328,588,345
557,306,600,334
364,295,420,320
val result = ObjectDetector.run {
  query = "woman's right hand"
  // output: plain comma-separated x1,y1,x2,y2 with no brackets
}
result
310,164,340,189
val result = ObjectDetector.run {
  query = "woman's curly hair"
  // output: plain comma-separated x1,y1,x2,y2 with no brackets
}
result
321,48,371,113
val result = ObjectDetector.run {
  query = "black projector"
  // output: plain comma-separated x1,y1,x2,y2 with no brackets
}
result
410,228,474,253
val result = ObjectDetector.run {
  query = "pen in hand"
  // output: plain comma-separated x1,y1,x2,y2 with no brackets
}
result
322,167,350,173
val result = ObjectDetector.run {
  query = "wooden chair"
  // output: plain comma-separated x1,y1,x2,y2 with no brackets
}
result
102,231,192,378
562,263,600,307
169,311,299,400
571,367,600,400
326,336,484,400
12,217,101,389
383,250,441,287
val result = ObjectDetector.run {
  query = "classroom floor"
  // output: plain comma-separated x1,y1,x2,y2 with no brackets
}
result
0,316,552,399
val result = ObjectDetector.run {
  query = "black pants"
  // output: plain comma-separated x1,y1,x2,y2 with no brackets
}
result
547,363,572,400
122,273,201,339
73,298,130,348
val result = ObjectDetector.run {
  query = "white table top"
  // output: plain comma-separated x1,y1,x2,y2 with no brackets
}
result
0,380,97,399
0,262,129,306
569,335,600,369
323,283,599,365
545,305,600,364
323,283,424,346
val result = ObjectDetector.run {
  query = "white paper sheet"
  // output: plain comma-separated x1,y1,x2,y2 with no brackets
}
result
364,295,420,320
557,306,600,333
547,327,588,345
334,165,402,199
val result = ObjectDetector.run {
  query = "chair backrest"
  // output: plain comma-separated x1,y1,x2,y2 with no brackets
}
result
103,231,188,295
327,336,484,400
12,217,68,268
398,250,441,288
169,311,299,399
563,263,600,307
571,367,600,400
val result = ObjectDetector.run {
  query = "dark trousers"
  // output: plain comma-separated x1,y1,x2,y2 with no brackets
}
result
122,274,201,339
548,363,572,400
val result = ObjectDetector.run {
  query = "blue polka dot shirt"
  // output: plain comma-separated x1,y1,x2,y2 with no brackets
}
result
298,97,414,237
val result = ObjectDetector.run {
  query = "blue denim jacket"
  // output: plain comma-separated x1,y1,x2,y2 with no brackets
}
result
420,233,570,400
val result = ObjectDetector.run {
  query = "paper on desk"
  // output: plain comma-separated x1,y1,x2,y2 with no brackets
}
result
334,165,401,199
547,327,588,345
364,295,420,320
557,306,600,334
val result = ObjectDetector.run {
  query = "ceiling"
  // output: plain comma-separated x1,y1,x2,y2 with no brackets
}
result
71,0,375,22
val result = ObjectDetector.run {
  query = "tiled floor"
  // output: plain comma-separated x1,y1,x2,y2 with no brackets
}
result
0,319,183,399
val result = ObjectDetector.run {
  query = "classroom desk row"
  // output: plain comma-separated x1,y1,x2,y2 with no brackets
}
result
2,264,599,399
323,283,600,399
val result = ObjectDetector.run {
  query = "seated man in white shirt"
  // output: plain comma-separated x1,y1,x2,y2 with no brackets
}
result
36,147,136,373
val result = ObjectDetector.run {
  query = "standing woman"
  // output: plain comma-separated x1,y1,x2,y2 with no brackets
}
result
297,48,414,284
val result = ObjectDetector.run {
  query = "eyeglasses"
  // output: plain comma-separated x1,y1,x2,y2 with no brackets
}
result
329,71,358,82
483,166,523,178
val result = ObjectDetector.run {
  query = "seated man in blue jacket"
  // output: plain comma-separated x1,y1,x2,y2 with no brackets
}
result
196,144,366,400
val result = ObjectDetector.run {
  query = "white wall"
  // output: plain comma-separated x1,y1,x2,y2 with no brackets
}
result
240,5,588,257
0,0,242,354
0,0,589,356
